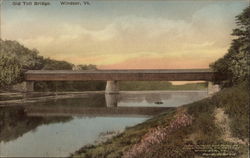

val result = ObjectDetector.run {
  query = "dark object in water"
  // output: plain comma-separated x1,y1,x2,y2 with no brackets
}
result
155,101,163,104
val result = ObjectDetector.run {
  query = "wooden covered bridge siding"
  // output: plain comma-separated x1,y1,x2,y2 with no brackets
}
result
24,69,224,94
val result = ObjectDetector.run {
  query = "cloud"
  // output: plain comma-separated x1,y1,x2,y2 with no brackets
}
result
3,2,243,68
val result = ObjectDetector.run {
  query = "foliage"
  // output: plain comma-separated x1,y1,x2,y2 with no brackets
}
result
0,54,22,87
0,40,44,70
42,58,73,70
211,81,249,139
123,111,193,158
0,40,43,88
74,64,97,70
0,39,104,91
210,6,250,86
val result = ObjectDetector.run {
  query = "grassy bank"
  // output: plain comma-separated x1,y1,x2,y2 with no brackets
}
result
71,81,249,158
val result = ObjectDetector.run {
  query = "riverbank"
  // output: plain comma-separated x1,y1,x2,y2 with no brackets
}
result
71,81,249,158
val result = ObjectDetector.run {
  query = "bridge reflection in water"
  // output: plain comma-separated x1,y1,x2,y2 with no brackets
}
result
24,91,208,117
1,91,208,157
25,93,174,117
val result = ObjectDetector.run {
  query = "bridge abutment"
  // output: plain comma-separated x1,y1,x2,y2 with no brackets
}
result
208,81,220,96
24,81,34,92
105,80,119,94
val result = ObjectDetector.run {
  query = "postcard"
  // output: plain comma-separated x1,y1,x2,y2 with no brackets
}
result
0,0,249,157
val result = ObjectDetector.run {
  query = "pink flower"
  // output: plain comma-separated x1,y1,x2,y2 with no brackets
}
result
123,112,193,158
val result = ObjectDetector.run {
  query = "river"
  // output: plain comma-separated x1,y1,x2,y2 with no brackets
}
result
0,90,208,157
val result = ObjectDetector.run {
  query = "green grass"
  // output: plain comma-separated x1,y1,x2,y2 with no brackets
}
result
71,81,249,158
211,81,249,139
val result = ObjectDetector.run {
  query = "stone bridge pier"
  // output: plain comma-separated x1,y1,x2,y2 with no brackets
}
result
105,80,119,94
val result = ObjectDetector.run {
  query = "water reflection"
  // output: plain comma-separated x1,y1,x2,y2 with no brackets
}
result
23,93,179,117
106,91,207,107
0,106,72,143
0,91,208,157
119,91,208,107
105,94,118,107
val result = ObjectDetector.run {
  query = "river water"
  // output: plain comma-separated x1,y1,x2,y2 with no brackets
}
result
0,91,208,157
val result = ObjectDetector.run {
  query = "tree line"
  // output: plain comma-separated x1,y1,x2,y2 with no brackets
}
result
210,6,249,87
0,40,105,91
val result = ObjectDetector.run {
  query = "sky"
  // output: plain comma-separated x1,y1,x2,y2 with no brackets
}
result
1,0,249,69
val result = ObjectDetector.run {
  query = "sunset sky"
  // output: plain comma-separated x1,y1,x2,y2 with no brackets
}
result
1,0,249,69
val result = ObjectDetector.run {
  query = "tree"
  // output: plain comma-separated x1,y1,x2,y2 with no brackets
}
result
73,64,97,70
42,58,73,70
0,54,22,88
0,39,44,88
210,6,249,86
0,39,104,91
